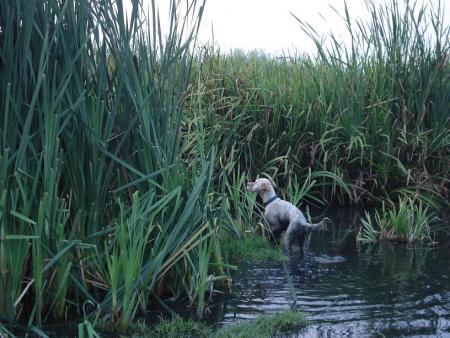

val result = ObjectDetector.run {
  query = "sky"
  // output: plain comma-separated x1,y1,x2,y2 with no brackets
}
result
138,0,449,55
196,0,370,54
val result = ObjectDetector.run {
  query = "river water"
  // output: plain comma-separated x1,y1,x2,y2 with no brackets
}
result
216,208,450,337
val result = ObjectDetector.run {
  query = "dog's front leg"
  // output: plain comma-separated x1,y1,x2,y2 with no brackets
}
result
270,224,284,243
266,214,283,242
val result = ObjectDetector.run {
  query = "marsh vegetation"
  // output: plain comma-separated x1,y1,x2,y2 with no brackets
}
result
357,197,436,242
84,310,305,338
0,0,449,336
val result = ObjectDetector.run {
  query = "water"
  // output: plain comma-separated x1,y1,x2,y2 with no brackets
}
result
41,209,450,337
215,209,450,337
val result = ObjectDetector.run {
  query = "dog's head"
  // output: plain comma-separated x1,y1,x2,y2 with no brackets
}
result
247,178,276,193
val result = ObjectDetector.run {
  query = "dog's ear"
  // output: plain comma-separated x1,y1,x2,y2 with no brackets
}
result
270,179,277,188
260,181,268,192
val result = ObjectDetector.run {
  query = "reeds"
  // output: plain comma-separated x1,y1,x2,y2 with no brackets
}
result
0,0,224,333
357,197,435,242
187,0,450,206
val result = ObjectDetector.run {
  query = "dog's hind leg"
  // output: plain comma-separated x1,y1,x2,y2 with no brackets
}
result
283,223,297,255
297,228,311,255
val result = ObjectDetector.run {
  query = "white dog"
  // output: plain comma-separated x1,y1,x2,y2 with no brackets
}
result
247,178,330,254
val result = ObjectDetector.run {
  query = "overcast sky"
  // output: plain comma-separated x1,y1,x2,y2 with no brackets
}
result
197,0,370,54
140,0,449,55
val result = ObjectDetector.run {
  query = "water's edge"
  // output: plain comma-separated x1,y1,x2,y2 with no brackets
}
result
217,208,450,337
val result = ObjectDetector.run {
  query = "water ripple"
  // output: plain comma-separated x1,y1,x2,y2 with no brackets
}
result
219,230,450,337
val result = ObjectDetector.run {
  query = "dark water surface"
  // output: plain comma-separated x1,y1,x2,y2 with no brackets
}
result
216,208,450,337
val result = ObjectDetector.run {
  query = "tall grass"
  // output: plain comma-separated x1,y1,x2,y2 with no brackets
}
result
357,197,435,242
186,0,449,206
0,0,226,333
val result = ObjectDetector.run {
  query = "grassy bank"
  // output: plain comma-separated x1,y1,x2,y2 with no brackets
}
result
221,236,286,262
213,310,306,338
84,310,306,338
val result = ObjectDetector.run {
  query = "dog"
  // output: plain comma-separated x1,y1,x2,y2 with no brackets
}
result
247,178,330,254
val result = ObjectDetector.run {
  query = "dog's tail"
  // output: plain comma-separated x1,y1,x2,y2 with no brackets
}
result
301,217,330,230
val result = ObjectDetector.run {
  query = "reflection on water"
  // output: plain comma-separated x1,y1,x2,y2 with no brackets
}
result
217,208,450,337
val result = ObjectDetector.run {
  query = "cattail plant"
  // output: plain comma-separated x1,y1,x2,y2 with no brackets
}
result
0,0,224,334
